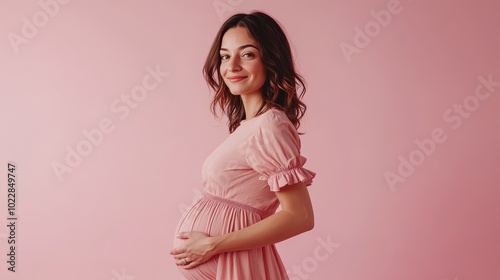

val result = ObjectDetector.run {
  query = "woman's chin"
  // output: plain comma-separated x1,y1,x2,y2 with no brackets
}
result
228,90,242,96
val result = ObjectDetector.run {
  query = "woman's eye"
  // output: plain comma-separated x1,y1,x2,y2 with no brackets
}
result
243,53,254,58
220,54,229,60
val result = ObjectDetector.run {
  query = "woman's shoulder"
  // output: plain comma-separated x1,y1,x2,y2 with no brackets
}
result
248,107,301,149
258,107,296,134
262,107,290,123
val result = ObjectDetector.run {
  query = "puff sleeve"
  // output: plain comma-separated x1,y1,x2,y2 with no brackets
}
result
245,112,316,191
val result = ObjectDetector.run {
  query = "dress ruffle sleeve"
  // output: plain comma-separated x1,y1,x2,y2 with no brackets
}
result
245,111,316,192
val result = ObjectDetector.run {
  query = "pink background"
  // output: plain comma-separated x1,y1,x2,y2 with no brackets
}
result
1,0,499,279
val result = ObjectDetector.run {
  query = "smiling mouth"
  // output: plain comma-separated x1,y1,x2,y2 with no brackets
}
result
227,76,247,82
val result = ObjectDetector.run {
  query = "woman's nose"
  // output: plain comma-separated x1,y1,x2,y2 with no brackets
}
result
227,57,241,72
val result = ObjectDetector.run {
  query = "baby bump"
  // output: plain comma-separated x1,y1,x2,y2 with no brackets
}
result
172,197,220,279
172,193,273,279
174,193,266,240
173,197,211,248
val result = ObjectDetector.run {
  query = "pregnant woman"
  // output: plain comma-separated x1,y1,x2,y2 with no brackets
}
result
170,11,317,280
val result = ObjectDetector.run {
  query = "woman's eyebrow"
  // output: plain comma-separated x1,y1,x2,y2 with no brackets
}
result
220,44,259,51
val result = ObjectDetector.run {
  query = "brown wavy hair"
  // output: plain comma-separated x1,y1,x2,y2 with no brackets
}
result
203,11,308,134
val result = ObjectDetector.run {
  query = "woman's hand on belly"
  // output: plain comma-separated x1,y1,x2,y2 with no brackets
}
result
170,231,218,269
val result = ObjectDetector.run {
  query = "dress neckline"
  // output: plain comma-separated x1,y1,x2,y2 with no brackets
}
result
240,107,277,124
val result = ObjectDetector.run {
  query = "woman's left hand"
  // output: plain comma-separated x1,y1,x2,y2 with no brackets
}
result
170,231,218,269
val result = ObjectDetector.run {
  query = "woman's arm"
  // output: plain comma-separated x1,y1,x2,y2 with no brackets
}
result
212,181,314,252
170,181,314,268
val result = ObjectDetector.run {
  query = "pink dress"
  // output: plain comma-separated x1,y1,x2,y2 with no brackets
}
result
173,107,316,280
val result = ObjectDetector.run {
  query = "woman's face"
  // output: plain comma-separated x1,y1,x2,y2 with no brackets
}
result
219,27,266,97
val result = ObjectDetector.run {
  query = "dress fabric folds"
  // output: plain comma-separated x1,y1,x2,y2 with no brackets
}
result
173,108,316,280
